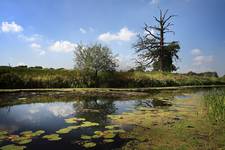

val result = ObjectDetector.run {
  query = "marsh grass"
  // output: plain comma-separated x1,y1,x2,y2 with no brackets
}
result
204,89,225,122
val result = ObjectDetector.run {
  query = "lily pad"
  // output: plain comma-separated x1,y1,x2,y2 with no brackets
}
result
20,131,32,136
81,135,92,140
0,144,26,150
0,131,8,136
82,142,96,148
103,139,114,143
42,134,61,141
17,139,32,145
92,135,102,139
105,125,120,130
56,128,72,134
67,125,80,130
65,117,85,124
81,121,99,127
103,131,116,139
32,130,45,136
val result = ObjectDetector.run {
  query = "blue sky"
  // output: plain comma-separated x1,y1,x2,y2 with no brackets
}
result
0,0,225,75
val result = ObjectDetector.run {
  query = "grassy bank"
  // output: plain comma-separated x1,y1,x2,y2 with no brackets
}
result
108,89,225,150
0,66,224,88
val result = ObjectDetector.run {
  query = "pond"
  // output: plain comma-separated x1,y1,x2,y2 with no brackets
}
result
0,88,221,150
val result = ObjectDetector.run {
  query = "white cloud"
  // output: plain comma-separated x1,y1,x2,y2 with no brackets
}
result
191,48,202,56
98,27,136,42
18,34,42,42
80,28,87,34
49,40,77,53
1,21,23,33
30,43,41,49
193,55,213,66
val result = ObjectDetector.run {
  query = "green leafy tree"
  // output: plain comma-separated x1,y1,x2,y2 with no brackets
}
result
134,9,180,72
74,43,118,87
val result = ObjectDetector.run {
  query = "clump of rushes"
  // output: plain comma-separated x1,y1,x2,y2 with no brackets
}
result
204,89,225,122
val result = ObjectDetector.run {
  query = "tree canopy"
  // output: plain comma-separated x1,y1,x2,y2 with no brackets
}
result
74,43,117,73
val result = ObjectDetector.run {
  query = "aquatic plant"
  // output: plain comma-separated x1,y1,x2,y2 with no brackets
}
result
42,134,61,141
204,89,225,122
80,135,92,140
105,125,120,130
82,142,96,148
65,117,85,124
80,121,99,127
0,144,26,150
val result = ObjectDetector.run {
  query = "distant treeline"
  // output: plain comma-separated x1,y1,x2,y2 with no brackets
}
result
0,66,224,89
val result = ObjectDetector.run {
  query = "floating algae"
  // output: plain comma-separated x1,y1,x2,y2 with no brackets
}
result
42,134,61,141
0,144,26,150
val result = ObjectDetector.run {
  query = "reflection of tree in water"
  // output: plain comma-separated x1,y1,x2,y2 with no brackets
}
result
73,97,117,125
135,98,172,108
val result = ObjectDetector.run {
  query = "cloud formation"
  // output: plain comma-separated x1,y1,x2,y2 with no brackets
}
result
1,21,23,33
49,40,77,53
191,48,214,66
98,27,136,42
30,43,41,49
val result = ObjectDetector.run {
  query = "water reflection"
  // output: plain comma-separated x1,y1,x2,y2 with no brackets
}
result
73,98,116,125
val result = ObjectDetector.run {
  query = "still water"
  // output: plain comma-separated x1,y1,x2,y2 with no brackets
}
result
0,89,208,150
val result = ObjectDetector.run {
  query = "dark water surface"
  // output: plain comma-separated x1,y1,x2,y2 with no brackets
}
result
0,89,212,150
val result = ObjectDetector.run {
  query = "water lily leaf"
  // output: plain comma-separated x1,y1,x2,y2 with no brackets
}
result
20,131,32,136
105,125,120,130
92,135,102,139
65,117,85,124
94,131,103,135
0,144,26,150
32,130,45,136
80,121,99,127
56,128,72,134
82,142,96,148
42,134,61,141
0,131,8,136
17,139,32,145
67,125,80,130
109,129,126,133
81,135,92,140
103,131,116,139
103,139,114,143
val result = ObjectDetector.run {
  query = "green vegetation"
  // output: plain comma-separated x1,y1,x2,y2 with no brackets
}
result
108,90,225,150
0,66,224,89
204,89,225,122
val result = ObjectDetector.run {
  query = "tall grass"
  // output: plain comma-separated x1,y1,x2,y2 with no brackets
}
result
204,89,225,122
0,66,225,88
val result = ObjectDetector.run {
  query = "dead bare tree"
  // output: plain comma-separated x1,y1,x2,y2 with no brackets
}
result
134,9,180,72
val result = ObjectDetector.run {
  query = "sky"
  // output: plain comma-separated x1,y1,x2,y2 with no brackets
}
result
0,0,225,76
